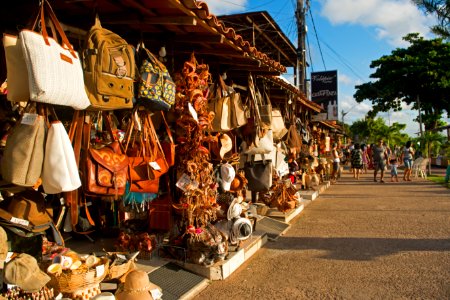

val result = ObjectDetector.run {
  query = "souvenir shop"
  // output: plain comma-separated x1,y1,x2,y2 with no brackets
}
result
0,0,332,299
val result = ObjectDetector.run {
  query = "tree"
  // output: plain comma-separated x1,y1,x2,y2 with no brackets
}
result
413,0,450,38
349,117,409,146
354,34,450,130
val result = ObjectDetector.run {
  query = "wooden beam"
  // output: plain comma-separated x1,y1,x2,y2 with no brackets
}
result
245,16,296,67
103,16,197,26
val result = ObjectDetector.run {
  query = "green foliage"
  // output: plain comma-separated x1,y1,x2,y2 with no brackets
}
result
413,0,450,39
414,131,446,157
354,34,450,130
349,117,409,146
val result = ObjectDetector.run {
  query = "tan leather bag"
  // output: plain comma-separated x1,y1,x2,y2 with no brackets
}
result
209,76,232,132
1,113,45,187
2,34,29,103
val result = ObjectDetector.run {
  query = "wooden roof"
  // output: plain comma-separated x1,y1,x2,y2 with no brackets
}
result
0,0,286,77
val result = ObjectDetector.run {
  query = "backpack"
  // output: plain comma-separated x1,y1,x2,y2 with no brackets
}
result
137,47,176,111
351,149,363,165
83,16,135,110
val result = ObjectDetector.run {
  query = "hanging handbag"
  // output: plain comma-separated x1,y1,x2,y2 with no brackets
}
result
18,0,90,110
41,119,82,194
285,123,302,155
229,91,247,129
244,155,272,192
137,46,176,111
209,76,232,132
2,33,29,103
123,111,161,194
160,111,176,167
1,107,45,187
84,113,129,198
271,108,288,141
244,129,274,155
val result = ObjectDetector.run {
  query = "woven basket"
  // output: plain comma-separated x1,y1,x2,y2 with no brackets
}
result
137,250,153,260
46,258,110,293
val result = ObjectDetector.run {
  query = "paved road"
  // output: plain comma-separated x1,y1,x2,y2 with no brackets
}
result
193,170,450,300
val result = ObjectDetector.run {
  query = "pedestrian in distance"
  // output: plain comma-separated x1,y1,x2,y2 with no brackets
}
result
373,139,389,183
330,142,342,184
361,144,369,174
351,143,363,179
389,152,399,182
400,140,415,181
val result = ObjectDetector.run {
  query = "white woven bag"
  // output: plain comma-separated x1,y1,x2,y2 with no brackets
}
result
18,1,90,110
41,121,81,194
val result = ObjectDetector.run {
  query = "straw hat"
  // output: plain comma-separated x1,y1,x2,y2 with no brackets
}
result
229,172,247,192
219,133,232,159
115,270,162,300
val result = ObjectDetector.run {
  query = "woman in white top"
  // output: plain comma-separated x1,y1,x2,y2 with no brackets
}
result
331,143,341,183
401,140,415,181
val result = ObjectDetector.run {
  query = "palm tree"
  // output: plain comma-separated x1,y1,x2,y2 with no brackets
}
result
415,131,446,175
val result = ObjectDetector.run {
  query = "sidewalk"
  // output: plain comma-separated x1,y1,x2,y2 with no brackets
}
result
193,169,450,299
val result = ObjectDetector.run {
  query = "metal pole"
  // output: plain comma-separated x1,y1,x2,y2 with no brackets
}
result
296,0,306,94
417,95,423,137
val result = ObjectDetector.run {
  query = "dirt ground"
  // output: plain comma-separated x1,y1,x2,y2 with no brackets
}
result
193,170,450,300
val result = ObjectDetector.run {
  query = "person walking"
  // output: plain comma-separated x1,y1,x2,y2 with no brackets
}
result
361,144,369,174
389,152,399,182
331,142,341,184
373,139,389,183
400,140,415,181
351,143,363,179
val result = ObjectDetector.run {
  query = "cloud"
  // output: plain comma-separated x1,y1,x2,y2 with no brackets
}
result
338,73,355,86
318,0,437,46
202,0,248,15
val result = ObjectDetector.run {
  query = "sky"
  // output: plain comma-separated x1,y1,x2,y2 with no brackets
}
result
203,0,448,136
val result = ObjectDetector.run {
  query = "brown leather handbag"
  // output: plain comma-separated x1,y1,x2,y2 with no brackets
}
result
84,113,129,198
160,111,175,167
123,111,167,193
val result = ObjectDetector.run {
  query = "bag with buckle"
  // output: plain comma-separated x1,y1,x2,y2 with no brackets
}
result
83,113,129,198
137,46,176,111
83,15,135,110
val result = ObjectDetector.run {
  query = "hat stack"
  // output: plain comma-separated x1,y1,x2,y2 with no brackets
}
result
116,270,162,300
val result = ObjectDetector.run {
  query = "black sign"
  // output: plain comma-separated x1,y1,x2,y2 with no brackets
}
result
311,70,338,120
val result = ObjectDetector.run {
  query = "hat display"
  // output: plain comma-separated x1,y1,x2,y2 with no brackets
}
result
116,270,162,300
0,190,52,232
219,133,232,159
4,253,50,292
230,172,247,192
220,163,235,191
92,292,116,300
227,197,242,220
0,226,8,261
230,217,253,244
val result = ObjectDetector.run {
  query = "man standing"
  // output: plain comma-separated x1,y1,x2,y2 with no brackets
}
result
373,139,389,183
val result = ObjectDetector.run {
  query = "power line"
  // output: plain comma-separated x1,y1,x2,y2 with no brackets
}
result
306,32,314,72
320,40,366,81
307,6,326,70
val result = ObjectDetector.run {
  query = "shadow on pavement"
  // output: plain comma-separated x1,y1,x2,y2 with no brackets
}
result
264,236,450,261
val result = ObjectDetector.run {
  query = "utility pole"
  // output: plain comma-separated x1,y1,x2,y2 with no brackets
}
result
296,0,306,94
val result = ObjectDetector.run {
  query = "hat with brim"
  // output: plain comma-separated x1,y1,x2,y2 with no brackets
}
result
4,253,50,292
219,133,233,159
229,172,247,192
220,163,235,191
0,190,52,233
230,217,252,244
227,197,242,220
116,270,162,300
